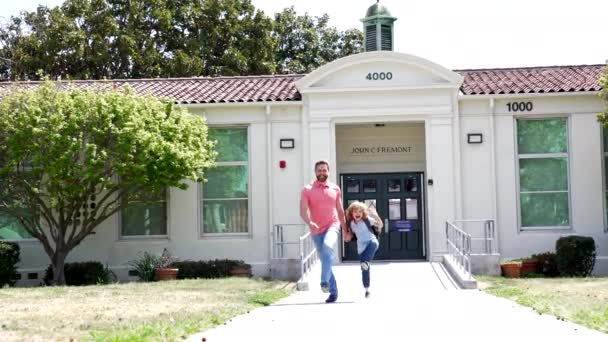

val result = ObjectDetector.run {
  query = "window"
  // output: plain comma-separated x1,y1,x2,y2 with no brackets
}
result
516,118,570,230
202,127,249,234
0,211,33,240
121,189,167,237
0,163,37,240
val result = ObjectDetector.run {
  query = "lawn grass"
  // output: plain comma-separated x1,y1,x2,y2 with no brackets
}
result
0,277,293,341
478,276,608,333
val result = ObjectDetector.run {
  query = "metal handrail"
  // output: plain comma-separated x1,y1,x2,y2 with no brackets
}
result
299,231,318,279
452,219,497,254
272,224,318,279
445,221,472,279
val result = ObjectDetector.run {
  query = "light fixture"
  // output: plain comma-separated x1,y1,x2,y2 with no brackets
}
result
279,138,295,149
467,133,483,144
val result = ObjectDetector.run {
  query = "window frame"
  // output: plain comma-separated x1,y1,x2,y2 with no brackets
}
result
514,116,572,232
118,188,170,240
199,125,251,238
0,162,39,242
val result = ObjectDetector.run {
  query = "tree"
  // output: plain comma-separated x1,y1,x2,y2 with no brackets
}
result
272,7,363,74
0,0,278,80
598,67,608,126
0,1,362,80
0,82,216,285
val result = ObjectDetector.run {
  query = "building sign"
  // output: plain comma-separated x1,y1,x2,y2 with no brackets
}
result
351,145,412,154
391,220,414,232
336,123,426,170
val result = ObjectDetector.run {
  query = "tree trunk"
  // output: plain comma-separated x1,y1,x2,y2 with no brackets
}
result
51,250,68,285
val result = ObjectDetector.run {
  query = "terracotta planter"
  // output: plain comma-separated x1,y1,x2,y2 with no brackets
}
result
154,268,179,281
501,263,521,278
521,260,538,275
229,266,252,277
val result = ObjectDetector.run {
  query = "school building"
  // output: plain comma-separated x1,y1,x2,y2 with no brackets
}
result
2,2,607,285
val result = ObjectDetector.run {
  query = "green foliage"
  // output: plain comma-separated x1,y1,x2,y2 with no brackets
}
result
43,261,116,286
0,1,362,80
171,259,250,279
128,251,160,282
0,81,215,285
531,252,560,277
555,236,596,277
598,66,608,125
0,241,20,287
272,7,363,74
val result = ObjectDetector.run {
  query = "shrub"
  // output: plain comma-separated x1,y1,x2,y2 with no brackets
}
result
170,259,250,279
555,236,596,277
44,261,116,286
0,241,20,287
127,251,159,282
531,252,560,277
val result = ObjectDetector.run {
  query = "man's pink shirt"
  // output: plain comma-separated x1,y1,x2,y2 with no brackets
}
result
301,180,342,235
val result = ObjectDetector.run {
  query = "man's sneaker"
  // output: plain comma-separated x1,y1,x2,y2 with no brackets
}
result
325,294,338,303
365,290,371,298
320,282,329,293
361,261,370,271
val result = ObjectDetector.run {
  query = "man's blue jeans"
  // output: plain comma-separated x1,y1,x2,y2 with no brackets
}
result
312,226,339,296
360,239,379,288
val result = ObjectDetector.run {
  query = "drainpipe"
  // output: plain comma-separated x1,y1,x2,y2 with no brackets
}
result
266,104,274,274
489,98,500,253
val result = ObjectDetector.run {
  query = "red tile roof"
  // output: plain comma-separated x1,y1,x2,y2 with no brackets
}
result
0,64,604,102
0,74,304,104
457,64,605,95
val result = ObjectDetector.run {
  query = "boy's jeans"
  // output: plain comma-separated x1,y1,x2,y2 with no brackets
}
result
311,225,339,296
360,239,379,288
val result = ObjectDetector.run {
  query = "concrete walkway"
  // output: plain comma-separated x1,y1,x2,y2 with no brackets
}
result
187,262,607,342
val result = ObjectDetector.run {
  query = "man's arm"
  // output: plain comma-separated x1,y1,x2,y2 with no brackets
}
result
300,190,318,230
336,192,347,231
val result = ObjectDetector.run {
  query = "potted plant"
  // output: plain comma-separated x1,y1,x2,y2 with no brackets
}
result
500,260,522,278
154,248,179,281
229,260,252,277
521,257,539,275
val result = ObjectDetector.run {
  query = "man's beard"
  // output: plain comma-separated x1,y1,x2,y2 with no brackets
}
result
316,174,328,182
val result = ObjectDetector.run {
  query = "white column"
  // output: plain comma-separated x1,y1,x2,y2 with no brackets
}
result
427,117,456,261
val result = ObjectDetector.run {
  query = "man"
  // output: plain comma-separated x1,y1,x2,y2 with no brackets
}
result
300,160,347,303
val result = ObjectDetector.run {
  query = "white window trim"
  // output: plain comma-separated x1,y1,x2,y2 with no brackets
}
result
199,125,252,238
117,189,170,240
515,116,573,232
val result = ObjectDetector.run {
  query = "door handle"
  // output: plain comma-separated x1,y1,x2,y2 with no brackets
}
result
384,218,389,233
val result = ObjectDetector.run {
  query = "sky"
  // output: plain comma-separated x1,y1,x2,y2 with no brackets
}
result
1,0,607,70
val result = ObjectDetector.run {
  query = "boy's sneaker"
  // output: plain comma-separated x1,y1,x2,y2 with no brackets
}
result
365,290,371,298
325,294,338,303
320,282,329,293
360,261,370,271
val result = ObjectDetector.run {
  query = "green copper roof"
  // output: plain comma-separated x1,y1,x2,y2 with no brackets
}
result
365,2,391,17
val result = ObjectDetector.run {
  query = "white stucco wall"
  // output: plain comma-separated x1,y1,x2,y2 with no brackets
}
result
10,52,608,286
462,94,608,274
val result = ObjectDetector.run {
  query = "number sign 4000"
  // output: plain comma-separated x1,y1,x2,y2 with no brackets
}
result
366,72,393,81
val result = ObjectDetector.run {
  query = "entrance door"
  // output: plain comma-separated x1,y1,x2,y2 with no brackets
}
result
341,173,425,260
